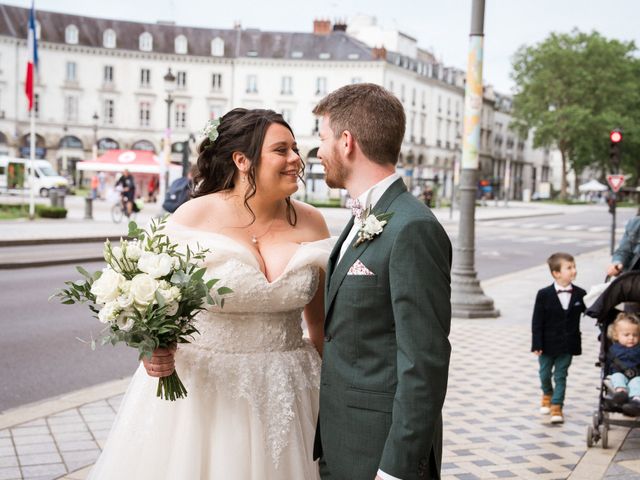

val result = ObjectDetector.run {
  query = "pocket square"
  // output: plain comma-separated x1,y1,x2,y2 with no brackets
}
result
347,259,375,276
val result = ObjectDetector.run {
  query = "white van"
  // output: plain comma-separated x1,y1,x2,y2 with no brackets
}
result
0,157,69,197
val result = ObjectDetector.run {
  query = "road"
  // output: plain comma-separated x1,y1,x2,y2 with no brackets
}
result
0,206,634,411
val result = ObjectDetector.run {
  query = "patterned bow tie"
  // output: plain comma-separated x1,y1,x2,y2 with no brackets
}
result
350,199,364,219
557,289,572,294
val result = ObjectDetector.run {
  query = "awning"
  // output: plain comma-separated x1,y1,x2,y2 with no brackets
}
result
77,149,164,174
578,179,608,192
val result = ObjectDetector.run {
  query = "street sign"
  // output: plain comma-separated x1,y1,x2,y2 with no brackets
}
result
607,174,625,192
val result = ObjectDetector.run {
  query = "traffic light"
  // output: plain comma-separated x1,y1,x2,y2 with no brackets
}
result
610,129,623,172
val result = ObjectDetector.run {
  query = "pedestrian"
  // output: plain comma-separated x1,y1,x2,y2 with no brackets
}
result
313,83,451,479
605,312,640,416
606,209,640,277
531,252,586,423
147,175,159,202
98,171,106,199
423,185,434,208
90,173,99,200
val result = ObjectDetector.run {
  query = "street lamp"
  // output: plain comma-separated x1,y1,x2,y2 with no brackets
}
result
160,68,176,207
92,112,99,160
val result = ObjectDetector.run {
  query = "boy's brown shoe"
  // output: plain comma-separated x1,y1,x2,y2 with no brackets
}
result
550,404,564,423
540,394,552,414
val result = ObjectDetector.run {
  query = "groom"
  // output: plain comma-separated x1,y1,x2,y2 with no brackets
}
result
313,84,452,480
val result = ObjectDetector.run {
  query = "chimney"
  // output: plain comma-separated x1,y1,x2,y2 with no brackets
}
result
313,19,332,35
333,19,347,32
372,46,387,60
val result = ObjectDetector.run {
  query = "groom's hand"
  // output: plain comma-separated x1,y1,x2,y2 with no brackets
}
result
142,346,176,378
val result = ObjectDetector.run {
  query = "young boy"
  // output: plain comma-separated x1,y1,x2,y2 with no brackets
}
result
531,252,586,423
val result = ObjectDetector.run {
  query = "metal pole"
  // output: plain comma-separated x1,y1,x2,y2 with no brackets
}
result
28,108,35,220
610,194,616,255
450,0,499,318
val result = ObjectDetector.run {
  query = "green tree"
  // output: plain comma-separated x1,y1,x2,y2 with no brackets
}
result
511,30,639,199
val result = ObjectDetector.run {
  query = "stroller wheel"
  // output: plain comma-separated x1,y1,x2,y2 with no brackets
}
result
587,426,594,448
602,425,609,449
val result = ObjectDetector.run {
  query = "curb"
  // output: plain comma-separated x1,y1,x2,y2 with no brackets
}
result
0,377,131,430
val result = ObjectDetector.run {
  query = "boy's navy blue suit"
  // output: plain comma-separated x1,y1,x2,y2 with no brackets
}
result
531,284,587,355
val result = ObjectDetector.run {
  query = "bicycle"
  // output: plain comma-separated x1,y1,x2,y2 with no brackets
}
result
111,197,142,223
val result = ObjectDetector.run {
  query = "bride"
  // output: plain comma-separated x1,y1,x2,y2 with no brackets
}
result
88,108,332,479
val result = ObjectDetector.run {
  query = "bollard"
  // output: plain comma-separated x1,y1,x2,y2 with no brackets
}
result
84,196,93,220
57,189,66,209
49,189,59,208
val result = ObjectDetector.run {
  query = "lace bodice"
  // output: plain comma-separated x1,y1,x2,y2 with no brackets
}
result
162,221,333,466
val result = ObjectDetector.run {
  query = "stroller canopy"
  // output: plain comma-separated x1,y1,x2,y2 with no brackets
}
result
586,271,640,325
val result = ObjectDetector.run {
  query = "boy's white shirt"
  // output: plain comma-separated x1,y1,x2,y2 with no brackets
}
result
554,281,572,310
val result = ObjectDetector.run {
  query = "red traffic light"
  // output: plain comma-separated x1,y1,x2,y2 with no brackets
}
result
610,130,623,143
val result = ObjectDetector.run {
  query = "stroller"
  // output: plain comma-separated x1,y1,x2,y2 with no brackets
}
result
585,271,640,448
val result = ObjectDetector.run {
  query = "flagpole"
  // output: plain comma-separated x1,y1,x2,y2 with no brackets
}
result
28,107,35,220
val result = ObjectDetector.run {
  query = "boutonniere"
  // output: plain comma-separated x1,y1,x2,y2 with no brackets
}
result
354,207,393,247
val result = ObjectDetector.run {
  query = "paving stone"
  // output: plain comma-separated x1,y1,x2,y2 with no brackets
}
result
15,443,58,455
57,440,99,452
0,467,21,480
0,458,17,469
18,451,62,466
20,463,66,478
10,426,50,437
12,435,54,447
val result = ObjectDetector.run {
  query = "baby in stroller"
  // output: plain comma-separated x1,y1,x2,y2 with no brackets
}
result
607,312,640,416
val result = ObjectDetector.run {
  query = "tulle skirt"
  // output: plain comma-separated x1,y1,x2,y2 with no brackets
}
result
88,362,320,480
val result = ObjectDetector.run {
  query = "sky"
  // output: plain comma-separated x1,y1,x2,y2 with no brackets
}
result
4,0,639,94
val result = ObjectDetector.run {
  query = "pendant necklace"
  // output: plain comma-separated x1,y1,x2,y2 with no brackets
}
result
250,215,278,245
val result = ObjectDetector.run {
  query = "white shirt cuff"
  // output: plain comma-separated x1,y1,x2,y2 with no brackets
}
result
377,469,403,480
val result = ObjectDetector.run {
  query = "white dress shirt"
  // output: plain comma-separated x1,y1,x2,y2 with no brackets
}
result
336,172,404,480
338,173,401,263
554,281,573,310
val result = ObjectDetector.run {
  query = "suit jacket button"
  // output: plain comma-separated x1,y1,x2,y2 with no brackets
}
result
324,334,332,342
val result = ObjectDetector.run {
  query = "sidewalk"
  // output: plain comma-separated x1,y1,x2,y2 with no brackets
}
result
1,247,639,479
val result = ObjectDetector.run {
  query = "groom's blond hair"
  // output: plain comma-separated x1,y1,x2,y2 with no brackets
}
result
312,83,405,166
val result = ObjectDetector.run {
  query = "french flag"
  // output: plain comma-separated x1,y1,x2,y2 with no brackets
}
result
25,2,38,111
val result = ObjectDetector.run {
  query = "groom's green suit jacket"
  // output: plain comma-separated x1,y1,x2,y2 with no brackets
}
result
314,178,451,480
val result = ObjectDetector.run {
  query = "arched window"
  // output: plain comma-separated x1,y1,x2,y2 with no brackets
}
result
211,37,224,57
65,25,78,44
175,35,188,54
103,29,116,49
139,32,153,52
35,20,41,40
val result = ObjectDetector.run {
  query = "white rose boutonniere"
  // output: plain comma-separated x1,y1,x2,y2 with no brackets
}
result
354,207,394,247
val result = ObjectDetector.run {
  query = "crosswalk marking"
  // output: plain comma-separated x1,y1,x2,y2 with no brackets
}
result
588,226,607,232
541,224,562,230
565,225,586,230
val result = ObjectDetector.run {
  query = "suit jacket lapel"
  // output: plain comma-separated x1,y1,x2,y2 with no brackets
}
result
326,216,354,299
325,178,407,317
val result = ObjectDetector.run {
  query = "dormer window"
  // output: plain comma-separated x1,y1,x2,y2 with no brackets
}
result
65,25,78,44
175,35,188,54
211,37,224,57
103,29,116,49
139,32,153,52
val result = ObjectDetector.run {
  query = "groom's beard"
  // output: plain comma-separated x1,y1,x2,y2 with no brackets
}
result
324,147,348,189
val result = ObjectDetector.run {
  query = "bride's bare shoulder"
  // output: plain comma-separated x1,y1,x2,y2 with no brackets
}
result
291,199,330,241
171,193,226,229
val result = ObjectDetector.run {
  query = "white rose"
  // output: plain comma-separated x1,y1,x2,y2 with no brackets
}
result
91,268,126,304
137,252,174,278
363,215,385,236
98,301,120,324
115,310,135,332
111,246,123,260
165,302,179,316
126,242,143,261
117,291,135,309
129,273,159,308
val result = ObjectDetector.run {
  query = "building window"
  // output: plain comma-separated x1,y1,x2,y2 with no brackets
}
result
103,29,116,49
103,99,114,125
175,35,188,54
281,76,292,95
35,21,41,40
176,71,187,89
139,32,153,52
400,85,405,102
139,102,151,127
211,37,224,57
246,75,257,93
64,96,78,122
140,68,151,87
388,80,394,93
175,104,187,128
211,73,222,90
65,62,77,82
312,117,320,135
65,25,78,44
209,104,223,120
315,77,327,96
412,88,416,106
103,65,114,84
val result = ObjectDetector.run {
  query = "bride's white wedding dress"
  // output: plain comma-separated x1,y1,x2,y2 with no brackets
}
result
88,221,333,480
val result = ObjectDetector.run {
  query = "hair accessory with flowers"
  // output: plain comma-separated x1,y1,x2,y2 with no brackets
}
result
201,118,221,143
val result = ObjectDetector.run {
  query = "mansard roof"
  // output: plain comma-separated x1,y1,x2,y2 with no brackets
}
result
0,4,374,61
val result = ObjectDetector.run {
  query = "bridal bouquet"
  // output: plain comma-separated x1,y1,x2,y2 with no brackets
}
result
53,216,230,401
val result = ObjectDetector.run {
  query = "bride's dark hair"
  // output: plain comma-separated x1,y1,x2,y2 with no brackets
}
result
193,108,303,226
